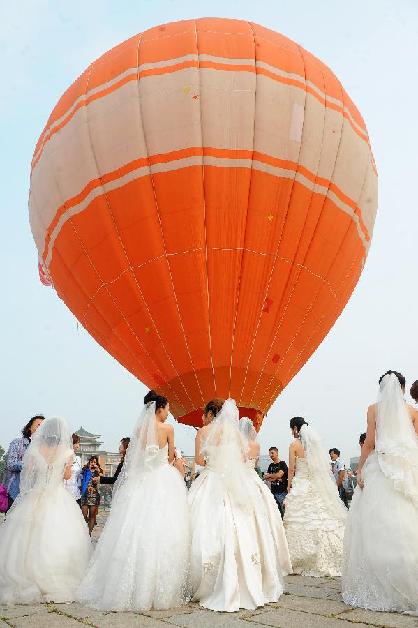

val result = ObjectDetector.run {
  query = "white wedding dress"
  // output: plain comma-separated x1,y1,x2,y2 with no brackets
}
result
0,418,91,603
342,374,418,612
79,404,190,611
284,427,347,577
189,401,286,612
245,458,292,577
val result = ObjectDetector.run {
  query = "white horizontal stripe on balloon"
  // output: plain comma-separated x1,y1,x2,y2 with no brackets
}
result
45,154,369,268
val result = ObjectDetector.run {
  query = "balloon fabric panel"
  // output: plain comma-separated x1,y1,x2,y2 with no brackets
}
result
29,18,378,428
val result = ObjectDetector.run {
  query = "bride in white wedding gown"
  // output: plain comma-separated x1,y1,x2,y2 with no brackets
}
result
239,417,292,577
189,399,286,612
284,417,347,577
342,371,418,612
0,417,91,603
78,390,190,611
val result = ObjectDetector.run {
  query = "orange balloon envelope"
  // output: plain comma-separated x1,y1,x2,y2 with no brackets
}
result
29,18,377,429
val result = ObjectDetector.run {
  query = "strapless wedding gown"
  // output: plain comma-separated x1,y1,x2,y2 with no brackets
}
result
189,455,286,612
245,459,292,576
0,456,91,603
78,445,190,611
342,452,418,612
284,457,345,577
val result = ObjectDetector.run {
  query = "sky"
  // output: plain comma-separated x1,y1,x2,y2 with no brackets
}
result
1,0,417,463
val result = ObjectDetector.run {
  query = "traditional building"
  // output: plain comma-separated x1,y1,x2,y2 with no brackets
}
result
75,427,120,477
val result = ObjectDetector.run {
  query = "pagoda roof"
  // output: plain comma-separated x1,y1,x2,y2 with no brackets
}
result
76,426,101,438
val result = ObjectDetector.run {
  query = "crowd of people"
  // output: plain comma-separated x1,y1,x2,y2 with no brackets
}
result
0,370,418,615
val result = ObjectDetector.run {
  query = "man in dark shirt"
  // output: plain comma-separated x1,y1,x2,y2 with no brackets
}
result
264,446,288,518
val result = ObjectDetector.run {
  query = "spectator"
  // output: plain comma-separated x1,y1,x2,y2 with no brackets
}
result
352,433,367,479
264,446,288,518
410,380,418,403
329,447,348,507
101,437,130,486
64,434,82,506
81,456,103,534
4,415,44,511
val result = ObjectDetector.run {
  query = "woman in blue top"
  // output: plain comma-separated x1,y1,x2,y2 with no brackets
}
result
80,456,103,534
4,415,44,510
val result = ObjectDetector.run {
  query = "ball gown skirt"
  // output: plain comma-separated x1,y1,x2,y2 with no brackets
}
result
0,485,91,603
284,458,345,577
342,452,418,612
78,445,190,611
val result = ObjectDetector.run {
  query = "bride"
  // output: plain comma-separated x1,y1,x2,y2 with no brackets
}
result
284,417,347,577
0,417,91,603
239,417,292,577
342,371,418,612
189,399,286,612
78,390,190,611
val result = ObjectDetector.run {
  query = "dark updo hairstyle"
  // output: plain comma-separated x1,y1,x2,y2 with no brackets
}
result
203,398,224,419
144,389,169,411
378,370,405,390
359,432,366,446
289,416,308,434
410,381,418,403
22,415,45,439
72,433,81,445
120,437,130,456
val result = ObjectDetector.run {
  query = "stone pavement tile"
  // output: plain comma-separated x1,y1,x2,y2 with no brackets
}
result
336,608,418,627
142,606,195,620
53,603,113,622
285,582,342,602
166,609,269,628
253,608,373,628
285,575,340,588
0,605,49,619
93,614,171,628
274,593,348,616
10,613,82,627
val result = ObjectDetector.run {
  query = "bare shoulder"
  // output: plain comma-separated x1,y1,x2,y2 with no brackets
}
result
197,425,209,437
407,404,418,420
290,438,301,452
367,403,377,420
250,440,260,457
158,422,173,436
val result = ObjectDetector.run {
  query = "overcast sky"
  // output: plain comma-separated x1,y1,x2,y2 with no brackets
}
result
1,0,417,464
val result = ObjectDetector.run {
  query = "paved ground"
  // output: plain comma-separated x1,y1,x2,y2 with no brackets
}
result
0,511,416,628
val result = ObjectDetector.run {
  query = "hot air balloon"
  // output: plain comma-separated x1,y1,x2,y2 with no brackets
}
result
29,18,377,429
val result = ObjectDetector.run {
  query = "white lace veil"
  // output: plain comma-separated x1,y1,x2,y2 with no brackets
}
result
201,399,248,507
112,401,158,501
375,373,418,506
299,424,347,521
18,417,73,499
239,417,257,443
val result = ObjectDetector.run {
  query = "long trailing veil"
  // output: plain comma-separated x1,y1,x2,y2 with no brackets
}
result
15,417,73,503
112,401,158,503
201,399,248,507
299,423,347,522
376,373,418,506
239,416,257,445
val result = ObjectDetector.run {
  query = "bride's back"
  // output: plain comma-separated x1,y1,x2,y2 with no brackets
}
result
293,438,305,460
